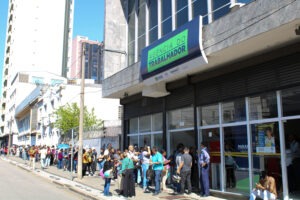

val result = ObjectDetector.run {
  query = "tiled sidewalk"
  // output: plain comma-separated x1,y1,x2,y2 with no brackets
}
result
5,155,229,200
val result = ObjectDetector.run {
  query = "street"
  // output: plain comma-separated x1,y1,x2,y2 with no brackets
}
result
0,159,93,200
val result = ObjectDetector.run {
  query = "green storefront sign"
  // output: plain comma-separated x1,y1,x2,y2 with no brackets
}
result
147,29,188,73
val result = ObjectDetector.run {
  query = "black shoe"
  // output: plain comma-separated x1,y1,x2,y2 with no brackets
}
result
153,192,159,196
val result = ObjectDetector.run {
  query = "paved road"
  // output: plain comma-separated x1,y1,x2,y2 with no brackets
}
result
0,159,93,200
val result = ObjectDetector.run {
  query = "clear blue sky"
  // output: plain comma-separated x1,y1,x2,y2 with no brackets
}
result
0,0,104,93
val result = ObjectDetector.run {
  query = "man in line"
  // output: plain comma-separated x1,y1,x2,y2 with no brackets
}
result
249,171,277,200
151,146,164,196
40,146,47,169
199,142,210,197
28,146,37,170
177,147,192,195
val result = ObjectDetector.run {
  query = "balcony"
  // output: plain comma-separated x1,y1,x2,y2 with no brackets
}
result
5,57,9,64
6,46,10,54
7,35,11,43
8,24,12,32
10,3,14,12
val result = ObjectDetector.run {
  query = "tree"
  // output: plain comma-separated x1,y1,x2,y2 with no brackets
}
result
54,103,102,135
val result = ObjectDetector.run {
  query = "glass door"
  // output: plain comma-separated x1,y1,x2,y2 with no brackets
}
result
200,128,221,190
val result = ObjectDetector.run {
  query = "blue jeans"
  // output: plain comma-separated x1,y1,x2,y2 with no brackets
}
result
142,163,149,189
57,159,62,169
104,178,111,196
73,160,77,172
154,170,162,194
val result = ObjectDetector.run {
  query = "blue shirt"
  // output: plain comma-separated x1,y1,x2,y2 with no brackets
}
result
151,152,164,170
199,147,210,165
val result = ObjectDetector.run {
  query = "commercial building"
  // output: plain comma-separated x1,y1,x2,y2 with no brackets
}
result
102,0,300,199
70,36,103,84
0,0,74,145
14,77,121,147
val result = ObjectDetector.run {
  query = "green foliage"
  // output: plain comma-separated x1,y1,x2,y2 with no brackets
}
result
54,103,102,134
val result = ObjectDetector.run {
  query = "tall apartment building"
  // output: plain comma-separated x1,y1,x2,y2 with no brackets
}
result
0,0,74,146
71,36,103,84
102,0,300,199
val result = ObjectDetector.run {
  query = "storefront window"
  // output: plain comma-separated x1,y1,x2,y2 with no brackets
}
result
128,135,138,147
139,115,151,133
200,128,221,190
282,86,300,117
152,113,163,131
192,0,208,24
249,92,278,120
224,125,249,194
168,107,194,130
170,130,195,154
129,118,138,134
200,104,219,126
251,123,282,198
153,133,163,150
222,98,246,123
139,134,151,148
176,0,188,28
162,0,172,36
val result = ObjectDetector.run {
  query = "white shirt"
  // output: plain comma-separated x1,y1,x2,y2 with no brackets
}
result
40,149,47,159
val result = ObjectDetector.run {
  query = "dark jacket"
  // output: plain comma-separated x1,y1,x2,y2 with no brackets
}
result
103,160,114,172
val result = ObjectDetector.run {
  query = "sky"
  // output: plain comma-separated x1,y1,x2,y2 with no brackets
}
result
0,0,104,93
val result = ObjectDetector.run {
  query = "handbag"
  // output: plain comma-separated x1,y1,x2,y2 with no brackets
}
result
104,169,113,178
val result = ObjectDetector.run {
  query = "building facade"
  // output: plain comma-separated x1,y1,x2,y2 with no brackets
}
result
70,36,103,84
0,0,74,144
102,0,300,199
14,78,121,147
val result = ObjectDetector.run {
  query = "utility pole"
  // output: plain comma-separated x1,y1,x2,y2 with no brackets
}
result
78,44,85,179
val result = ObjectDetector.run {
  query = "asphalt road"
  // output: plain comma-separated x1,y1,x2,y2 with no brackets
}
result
0,159,93,200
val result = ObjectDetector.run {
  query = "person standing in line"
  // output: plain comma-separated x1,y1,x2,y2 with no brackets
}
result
121,152,135,198
57,149,63,169
40,146,47,169
177,147,192,195
151,146,164,196
83,149,89,176
141,146,151,193
199,142,210,197
103,155,114,196
28,146,37,170
45,146,51,167
161,149,171,192
174,146,184,194
91,147,97,176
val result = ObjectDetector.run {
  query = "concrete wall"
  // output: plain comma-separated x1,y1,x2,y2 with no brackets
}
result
103,0,127,79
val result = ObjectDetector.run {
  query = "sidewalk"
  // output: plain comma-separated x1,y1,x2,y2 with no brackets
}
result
2,155,229,200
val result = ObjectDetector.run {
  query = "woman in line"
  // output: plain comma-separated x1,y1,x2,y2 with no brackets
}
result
103,155,114,196
121,152,135,198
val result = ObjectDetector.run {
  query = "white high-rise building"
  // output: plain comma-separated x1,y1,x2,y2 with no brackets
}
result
0,0,74,146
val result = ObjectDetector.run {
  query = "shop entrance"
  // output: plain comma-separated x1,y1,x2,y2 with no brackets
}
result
200,128,221,191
